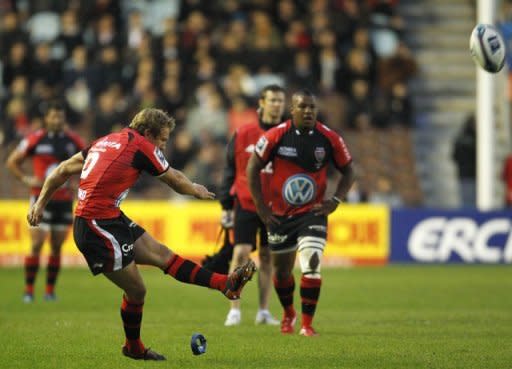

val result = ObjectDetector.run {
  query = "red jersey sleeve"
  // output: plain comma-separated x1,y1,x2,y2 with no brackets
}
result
133,139,170,176
254,122,289,164
320,124,352,169
17,131,43,157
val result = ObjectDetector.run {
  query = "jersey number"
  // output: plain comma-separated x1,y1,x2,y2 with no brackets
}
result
80,152,100,179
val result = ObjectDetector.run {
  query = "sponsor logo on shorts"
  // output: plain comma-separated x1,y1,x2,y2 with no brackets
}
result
282,174,316,206
268,233,288,244
308,225,327,233
121,243,134,253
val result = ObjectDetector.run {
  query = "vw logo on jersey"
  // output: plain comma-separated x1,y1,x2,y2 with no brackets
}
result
282,174,316,206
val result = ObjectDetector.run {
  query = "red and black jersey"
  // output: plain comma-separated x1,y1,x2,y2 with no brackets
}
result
75,128,169,219
255,120,352,216
218,119,274,212
17,128,85,200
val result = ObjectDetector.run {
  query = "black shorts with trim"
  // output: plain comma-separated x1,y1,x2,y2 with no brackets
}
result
234,205,268,250
31,196,73,227
73,212,146,275
267,212,327,253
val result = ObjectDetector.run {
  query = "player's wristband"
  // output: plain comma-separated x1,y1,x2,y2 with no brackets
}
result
331,196,342,204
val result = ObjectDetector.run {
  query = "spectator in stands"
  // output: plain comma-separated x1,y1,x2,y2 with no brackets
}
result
0,1,418,201
378,42,417,94
346,79,373,130
56,10,83,58
368,175,402,207
452,114,477,207
31,42,62,87
0,11,29,57
2,41,30,87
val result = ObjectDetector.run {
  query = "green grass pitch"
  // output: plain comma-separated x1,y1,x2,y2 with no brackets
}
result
1,265,511,369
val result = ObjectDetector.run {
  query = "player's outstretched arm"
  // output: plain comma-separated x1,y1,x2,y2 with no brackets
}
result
159,167,215,199
247,153,280,226
27,152,85,226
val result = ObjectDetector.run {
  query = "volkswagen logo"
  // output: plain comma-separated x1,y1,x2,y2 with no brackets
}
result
282,174,316,205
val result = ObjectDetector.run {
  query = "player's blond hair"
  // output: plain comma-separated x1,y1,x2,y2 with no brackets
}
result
129,108,176,137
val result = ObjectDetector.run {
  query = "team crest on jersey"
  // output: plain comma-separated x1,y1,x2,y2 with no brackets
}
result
153,148,169,169
314,147,325,162
255,136,268,157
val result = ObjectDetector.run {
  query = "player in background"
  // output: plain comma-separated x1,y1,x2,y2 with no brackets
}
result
27,108,256,361
6,101,85,302
219,85,285,326
247,90,354,336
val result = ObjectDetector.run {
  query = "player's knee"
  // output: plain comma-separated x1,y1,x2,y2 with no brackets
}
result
298,246,323,279
274,268,292,281
126,284,146,302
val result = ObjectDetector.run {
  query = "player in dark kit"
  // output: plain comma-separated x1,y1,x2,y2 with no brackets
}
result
27,108,256,361
219,85,285,326
6,101,85,303
247,90,354,336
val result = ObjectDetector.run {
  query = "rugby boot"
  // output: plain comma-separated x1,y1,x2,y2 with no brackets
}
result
122,346,166,361
255,310,280,325
299,325,319,337
280,313,297,334
223,260,256,300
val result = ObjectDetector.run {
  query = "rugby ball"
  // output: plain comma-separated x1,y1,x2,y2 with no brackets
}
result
469,24,506,73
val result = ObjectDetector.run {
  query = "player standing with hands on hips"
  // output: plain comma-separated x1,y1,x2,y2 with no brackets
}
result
27,108,256,361
7,101,85,303
247,90,354,336
219,85,285,326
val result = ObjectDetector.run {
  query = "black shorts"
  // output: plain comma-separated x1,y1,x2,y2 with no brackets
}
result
73,212,146,275
234,205,268,250
267,212,327,253
30,196,73,229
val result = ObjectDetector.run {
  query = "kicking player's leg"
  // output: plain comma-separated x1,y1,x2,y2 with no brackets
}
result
104,262,165,361
133,232,255,300
272,250,297,333
24,226,47,302
46,227,68,300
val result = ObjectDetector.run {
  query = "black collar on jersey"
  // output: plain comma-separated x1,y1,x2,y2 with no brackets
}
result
291,120,316,136
46,130,66,138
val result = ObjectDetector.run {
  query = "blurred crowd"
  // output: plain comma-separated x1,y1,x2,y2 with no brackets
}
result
0,0,417,201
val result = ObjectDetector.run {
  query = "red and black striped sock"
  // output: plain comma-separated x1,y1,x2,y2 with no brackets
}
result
273,275,296,317
121,295,145,355
300,276,322,327
24,256,40,295
164,254,227,291
46,255,61,295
